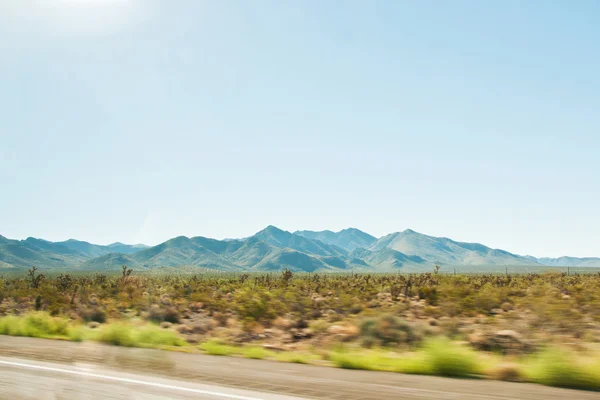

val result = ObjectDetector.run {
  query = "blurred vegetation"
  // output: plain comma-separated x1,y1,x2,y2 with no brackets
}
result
0,268,600,390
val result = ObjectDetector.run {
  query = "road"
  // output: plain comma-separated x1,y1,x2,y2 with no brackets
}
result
0,336,598,400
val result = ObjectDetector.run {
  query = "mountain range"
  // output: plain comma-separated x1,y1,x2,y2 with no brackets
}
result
0,227,598,272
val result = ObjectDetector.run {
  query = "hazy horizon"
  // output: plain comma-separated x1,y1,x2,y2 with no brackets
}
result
2,1,599,258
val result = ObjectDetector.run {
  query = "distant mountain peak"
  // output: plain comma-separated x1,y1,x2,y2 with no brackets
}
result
339,227,361,233
294,228,377,252
261,225,286,233
254,225,290,239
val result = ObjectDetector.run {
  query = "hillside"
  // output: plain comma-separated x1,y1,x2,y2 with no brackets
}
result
370,229,535,266
527,256,600,267
0,237,147,271
58,239,147,258
295,228,377,252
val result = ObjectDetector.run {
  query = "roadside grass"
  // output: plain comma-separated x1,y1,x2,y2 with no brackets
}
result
330,338,482,378
199,340,240,356
242,346,275,360
522,348,600,391
0,312,75,340
2,313,600,391
273,351,320,364
96,323,186,348
0,313,185,348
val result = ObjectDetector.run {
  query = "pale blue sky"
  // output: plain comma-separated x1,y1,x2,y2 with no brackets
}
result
1,0,598,257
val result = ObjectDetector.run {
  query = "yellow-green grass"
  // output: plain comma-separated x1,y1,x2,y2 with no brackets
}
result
330,338,483,378
522,348,600,391
0,312,81,341
199,340,240,356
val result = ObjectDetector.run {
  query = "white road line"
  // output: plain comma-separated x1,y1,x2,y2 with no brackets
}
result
0,359,265,400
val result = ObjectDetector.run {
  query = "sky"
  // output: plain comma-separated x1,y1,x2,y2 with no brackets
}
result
1,0,599,257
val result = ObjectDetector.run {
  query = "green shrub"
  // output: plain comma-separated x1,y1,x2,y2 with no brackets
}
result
330,349,427,373
421,338,481,378
274,351,318,364
97,324,135,347
243,346,274,360
0,312,70,338
200,340,238,356
524,348,600,390
330,352,381,370
97,323,185,348
135,325,185,347
308,319,329,334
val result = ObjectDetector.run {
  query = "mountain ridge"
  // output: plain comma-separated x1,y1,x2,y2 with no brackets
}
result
1,227,598,272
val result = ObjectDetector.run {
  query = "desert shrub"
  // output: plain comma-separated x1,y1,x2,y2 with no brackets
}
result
0,312,70,338
332,339,481,377
243,346,275,360
135,325,185,347
421,338,481,378
274,351,318,364
233,288,286,323
145,304,180,324
97,323,185,348
79,306,107,324
329,349,426,373
359,315,419,347
330,351,382,370
97,324,135,346
417,287,438,305
147,304,165,323
163,307,180,324
524,348,600,390
487,363,522,382
309,319,329,334
200,340,238,356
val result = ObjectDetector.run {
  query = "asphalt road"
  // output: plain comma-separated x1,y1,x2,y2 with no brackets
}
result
0,356,302,400
0,336,598,400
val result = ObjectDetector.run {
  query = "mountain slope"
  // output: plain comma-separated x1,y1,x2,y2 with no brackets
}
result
58,240,148,257
351,247,427,270
528,256,600,267
371,230,536,266
80,253,141,271
130,236,239,270
0,237,88,269
0,236,148,270
295,228,377,252
253,226,348,258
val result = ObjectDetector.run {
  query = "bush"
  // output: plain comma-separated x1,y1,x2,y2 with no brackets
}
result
80,307,107,324
309,319,329,334
0,312,70,338
524,348,600,390
421,338,481,378
329,349,426,373
97,323,185,348
163,307,180,324
135,325,185,347
97,324,135,346
360,315,419,347
243,346,274,360
200,340,238,356
274,351,317,364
